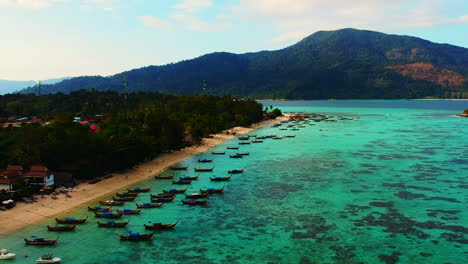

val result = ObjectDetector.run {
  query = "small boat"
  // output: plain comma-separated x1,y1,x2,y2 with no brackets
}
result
94,212,124,219
150,193,175,198
172,179,192,185
285,135,296,138
118,232,155,241
47,225,76,232
97,220,130,228
24,237,59,246
55,216,88,224
182,199,208,205
0,249,16,260
151,197,175,203
99,200,125,206
169,166,189,170
200,187,224,194
228,169,244,174
279,128,287,130
117,209,141,215
179,175,199,181
113,196,136,202
136,203,163,209
252,140,263,143
185,192,209,199
273,136,284,139
154,175,174,180
162,188,187,194
236,152,250,156
197,159,213,163
238,136,249,140
227,146,239,150
116,192,138,197
210,176,231,181
88,206,112,212
144,220,179,230
211,152,225,155
229,155,243,159
238,142,251,145
127,187,151,193
36,254,61,263
194,167,214,172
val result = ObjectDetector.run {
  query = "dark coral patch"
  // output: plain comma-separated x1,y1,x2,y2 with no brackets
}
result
394,191,426,199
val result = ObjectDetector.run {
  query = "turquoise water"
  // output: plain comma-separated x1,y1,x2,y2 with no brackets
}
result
0,100,467,264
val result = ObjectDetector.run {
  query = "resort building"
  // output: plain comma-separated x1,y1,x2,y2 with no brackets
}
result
0,165,24,191
23,165,54,187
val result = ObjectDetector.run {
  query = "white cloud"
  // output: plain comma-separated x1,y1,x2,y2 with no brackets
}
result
0,0,68,9
139,16,173,31
460,15,468,23
172,0,212,13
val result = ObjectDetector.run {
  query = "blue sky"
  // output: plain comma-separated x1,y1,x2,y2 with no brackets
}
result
1,0,467,80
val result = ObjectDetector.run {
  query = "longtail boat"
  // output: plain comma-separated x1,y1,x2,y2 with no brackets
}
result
228,169,244,174
99,200,125,206
238,136,249,140
182,199,208,205
273,136,284,139
116,192,138,197
94,212,124,219
179,175,199,181
144,220,178,230
238,142,251,145
117,209,141,215
229,155,243,159
227,146,239,150
252,140,263,143
172,179,192,185
285,135,296,138
185,192,209,199
210,176,231,181
151,197,175,203
150,193,175,198
118,232,155,241
47,225,76,232
55,216,88,224
200,187,224,194
88,206,112,212
169,166,189,171
112,196,136,202
236,152,250,156
154,175,174,180
136,203,163,209
127,187,151,193
211,152,225,155
97,220,129,228
162,188,187,194
194,167,214,172
24,237,59,246
197,159,213,163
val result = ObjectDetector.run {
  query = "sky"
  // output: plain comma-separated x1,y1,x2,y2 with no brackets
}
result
0,0,467,80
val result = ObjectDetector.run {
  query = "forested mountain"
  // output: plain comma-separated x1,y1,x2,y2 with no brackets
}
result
21,29,468,99
1,77,70,95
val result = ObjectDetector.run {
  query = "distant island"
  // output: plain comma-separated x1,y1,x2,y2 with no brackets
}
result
21,28,468,99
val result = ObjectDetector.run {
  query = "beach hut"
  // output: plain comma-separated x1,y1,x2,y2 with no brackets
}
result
0,166,24,191
23,166,54,187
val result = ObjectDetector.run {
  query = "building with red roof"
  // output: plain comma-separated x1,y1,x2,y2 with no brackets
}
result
23,165,54,187
0,165,24,191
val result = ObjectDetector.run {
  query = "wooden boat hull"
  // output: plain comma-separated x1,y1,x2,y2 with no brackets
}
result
97,221,129,228
200,188,224,194
182,200,208,205
99,201,125,206
150,193,175,198
210,177,231,181
151,197,175,203
127,188,151,193
119,232,154,241
55,217,88,224
162,188,187,194
144,221,178,230
194,168,214,172
172,180,192,185
88,206,112,212
211,152,225,155
136,203,163,209
24,238,58,246
47,225,76,232
117,209,141,215
94,212,124,219
228,169,244,174
185,193,209,199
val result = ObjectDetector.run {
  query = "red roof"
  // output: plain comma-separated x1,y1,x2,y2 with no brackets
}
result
24,165,52,178
30,165,48,172
0,174,21,185
6,165,23,171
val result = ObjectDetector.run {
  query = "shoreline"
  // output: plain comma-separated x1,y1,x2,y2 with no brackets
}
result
0,116,287,235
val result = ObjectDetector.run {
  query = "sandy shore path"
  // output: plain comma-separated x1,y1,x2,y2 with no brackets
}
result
0,117,287,235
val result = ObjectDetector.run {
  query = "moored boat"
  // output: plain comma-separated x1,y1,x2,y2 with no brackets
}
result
179,175,199,181
117,208,141,215
150,193,175,198
211,152,225,155
200,187,224,194
194,167,214,172
88,206,112,212
185,192,209,199
115,192,138,197
252,140,263,143
94,211,124,219
36,254,61,263
99,200,125,206
113,196,136,202
47,225,76,232
97,220,129,228
226,146,239,150
0,249,16,260
228,169,244,174
197,159,213,163
236,152,250,156
229,155,243,159
154,175,174,179
118,232,155,241
162,188,187,194
210,176,231,181
172,179,192,185
238,142,251,145
182,199,208,205
144,220,178,230
24,237,59,246
136,203,163,209
169,166,189,170
127,187,151,193
55,216,88,224
151,197,175,203
238,136,249,140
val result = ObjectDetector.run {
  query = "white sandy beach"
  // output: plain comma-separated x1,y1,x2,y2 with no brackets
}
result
0,117,287,235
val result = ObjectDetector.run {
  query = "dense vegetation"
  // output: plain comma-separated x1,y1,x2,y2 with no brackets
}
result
0,90,269,180
21,28,468,99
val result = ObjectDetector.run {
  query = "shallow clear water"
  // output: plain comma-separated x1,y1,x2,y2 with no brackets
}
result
0,100,467,264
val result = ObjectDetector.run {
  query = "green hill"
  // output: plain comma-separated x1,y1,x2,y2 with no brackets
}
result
21,28,468,99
